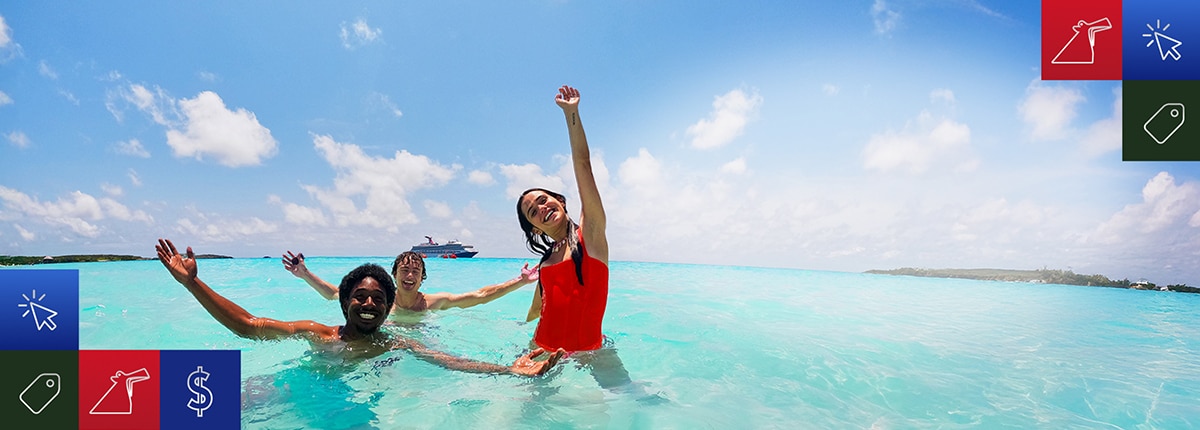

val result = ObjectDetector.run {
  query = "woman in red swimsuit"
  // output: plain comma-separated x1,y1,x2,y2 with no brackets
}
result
517,85,610,353
517,85,651,393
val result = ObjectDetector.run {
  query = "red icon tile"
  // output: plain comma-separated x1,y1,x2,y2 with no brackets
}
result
79,350,160,430
1043,0,1123,80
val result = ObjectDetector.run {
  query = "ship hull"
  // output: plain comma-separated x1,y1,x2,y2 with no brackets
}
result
410,245,478,258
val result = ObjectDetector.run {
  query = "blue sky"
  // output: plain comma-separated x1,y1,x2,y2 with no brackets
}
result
2,1,1198,284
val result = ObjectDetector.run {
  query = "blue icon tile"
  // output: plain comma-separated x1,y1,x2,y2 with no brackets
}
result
160,350,241,429
1,270,79,351
1124,0,1200,79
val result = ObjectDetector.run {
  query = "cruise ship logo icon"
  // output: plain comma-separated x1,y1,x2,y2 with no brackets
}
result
1052,17,1113,65
90,368,152,415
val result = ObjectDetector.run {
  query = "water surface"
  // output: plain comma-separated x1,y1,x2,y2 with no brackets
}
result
56,257,1200,428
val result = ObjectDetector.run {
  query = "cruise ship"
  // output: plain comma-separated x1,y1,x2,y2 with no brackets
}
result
410,236,479,258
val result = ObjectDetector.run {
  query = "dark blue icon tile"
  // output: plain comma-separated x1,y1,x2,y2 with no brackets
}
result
160,350,241,429
1124,0,1200,79
0,270,79,351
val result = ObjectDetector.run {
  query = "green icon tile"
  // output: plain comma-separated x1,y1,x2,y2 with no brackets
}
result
1123,80,1200,161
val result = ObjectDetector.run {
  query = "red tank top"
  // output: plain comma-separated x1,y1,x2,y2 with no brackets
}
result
533,232,609,352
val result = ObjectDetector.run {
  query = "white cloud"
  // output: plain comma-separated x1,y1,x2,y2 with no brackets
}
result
113,138,150,158
340,18,382,49
62,218,101,237
127,169,142,187
963,0,1009,20
862,91,977,174
296,134,458,230
176,217,278,243
1076,171,1200,282
0,15,20,63
618,148,664,194
198,71,218,82
424,200,453,218
59,89,79,105
372,92,403,118
111,83,172,124
469,129,1198,284
607,148,763,251
822,84,839,96
100,183,123,197
951,198,1052,242
930,88,956,104
864,117,974,174
720,157,747,175
498,163,566,199
7,131,29,148
38,60,57,79
113,84,276,166
14,224,35,241
1088,172,1200,245
686,88,762,150
872,0,901,35
130,84,158,110
1018,80,1085,141
99,198,152,222
164,91,278,167
597,149,1104,279
1080,87,1122,158
284,205,329,226
269,194,329,226
0,90,12,106
0,15,11,47
0,187,150,237
468,170,495,186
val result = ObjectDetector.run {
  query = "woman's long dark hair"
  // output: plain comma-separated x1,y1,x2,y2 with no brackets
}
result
518,188,585,285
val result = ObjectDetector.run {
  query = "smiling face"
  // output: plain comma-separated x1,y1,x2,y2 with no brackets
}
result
391,252,426,293
338,263,397,335
520,190,568,238
393,262,423,292
344,276,390,334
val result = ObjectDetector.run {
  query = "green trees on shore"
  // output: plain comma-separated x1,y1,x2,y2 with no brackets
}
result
0,254,148,265
1,254,235,266
866,267,1194,292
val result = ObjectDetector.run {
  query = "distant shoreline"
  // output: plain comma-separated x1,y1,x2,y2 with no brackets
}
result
4,257,1196,295
0,254,232,266
867,267,1199,294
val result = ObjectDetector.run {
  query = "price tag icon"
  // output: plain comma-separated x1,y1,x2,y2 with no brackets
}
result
19,373,61,415
1144,103,1185,144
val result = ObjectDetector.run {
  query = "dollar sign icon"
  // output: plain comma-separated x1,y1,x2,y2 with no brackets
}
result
187,366,214,417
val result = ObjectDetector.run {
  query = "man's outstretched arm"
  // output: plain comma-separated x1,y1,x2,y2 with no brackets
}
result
282,250,339,300
394,337,564,377
427,263,539,310
160,239,335,341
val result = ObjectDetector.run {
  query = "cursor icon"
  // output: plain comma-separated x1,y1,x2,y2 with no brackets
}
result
1143,19,1184,61
1155,32,1183,61
19,289,59,331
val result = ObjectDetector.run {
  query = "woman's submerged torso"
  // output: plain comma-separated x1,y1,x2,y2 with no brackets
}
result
534,233,610,351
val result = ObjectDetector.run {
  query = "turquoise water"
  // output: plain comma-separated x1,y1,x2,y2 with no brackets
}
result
54,257,1200,428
